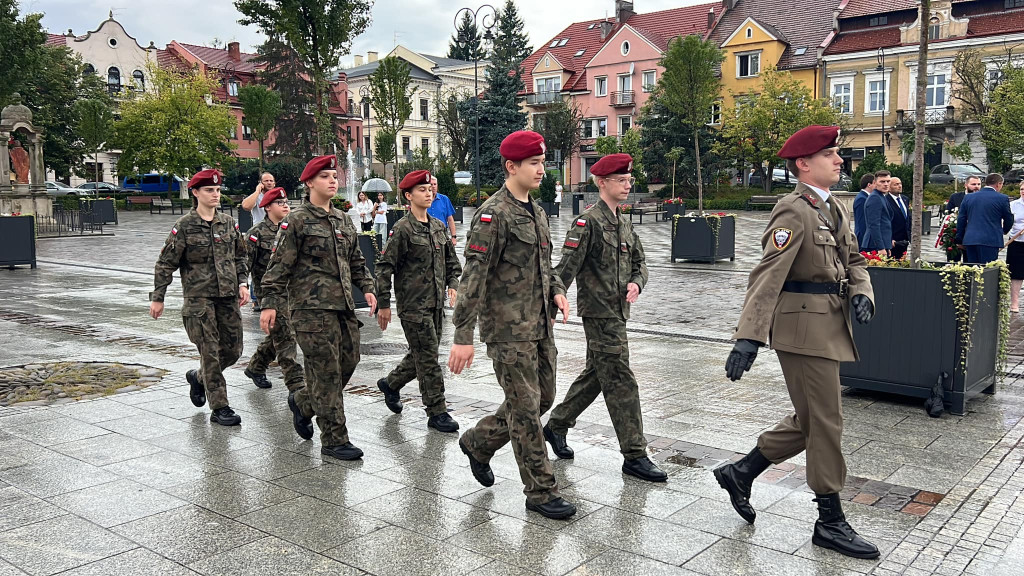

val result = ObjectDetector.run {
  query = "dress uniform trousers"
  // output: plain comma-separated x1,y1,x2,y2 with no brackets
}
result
291,309,361,446
386,308,448,417
181,296,243,410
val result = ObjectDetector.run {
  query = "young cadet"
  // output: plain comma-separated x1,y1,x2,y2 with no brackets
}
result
375,169,463,432
149,169,249,426
721,125,878,559
259,155,378,461
544,153,667,483
448,130,575,520
243,187,304,392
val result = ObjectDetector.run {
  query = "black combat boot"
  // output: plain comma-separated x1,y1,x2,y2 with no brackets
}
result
377,377,403,413
459,438,494,487
210,406,241,426
811,493,880,559
244,368,272,389
623,456,668,482
543,424,574,459
427,412,459,433
713,446,772,524
287,392,314,440
322,443,364,461
185,369,206,407
526,497,577,520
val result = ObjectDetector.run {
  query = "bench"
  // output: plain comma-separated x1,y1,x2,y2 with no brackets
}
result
126,196,153,210
746,195,784,210
627,203,667,224
149,197,184,215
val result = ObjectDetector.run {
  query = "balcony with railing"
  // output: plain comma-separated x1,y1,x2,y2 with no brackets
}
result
895,106,957,128
526,91,561,106
610,90,635,107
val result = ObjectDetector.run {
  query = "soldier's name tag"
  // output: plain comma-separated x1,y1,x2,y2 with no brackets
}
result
603,224,616,231
564,236,580,248
772,228,793,250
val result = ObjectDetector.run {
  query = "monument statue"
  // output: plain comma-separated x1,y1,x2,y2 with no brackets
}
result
9,140,29,184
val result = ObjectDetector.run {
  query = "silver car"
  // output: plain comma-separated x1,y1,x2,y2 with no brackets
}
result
45,181,86,196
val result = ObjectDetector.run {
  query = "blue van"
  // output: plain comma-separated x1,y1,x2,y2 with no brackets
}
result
121,173,185,194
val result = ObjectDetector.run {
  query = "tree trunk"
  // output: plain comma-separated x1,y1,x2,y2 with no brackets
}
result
671,159,677,200
258,139,265,173
694,129,704,214
910,0,930,268
94,147,100,184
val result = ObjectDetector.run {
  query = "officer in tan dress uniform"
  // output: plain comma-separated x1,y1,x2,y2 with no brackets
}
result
717,125,880,559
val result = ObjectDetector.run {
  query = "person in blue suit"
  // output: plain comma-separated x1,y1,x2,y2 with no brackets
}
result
956,173,1013,264
887,177,912,260
862,171,893,255
853,173,875,249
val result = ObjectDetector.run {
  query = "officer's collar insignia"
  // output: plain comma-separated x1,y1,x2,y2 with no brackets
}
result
802,193,819,207
772,228,793,250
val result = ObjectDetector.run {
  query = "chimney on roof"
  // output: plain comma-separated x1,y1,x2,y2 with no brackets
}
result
227,41,241,62
708,8,715,30
600,20,614,41
615,0,635,23
368,51,378,62
354,54,364,66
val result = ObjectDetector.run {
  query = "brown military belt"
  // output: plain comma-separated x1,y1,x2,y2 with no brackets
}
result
782,279,849,299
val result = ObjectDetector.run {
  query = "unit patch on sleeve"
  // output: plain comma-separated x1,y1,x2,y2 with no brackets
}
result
771,228,793,250
564,236,581,249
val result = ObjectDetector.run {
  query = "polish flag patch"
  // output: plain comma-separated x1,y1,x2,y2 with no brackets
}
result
280,222,289,230
235,223,239,230
249,234,259,243
575,219,587,227
171,227,178,235
480,214,493,223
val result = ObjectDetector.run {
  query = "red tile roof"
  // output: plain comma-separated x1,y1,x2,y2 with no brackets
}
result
707,0,845,69
826,8,1024,55
840,0,970,19
45,33,66,47
965,9,1024,39
174,42,261,73
156,48,188,71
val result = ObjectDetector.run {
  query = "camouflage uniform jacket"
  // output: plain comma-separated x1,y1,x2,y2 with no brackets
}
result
555,201,648,320
375,212,462,321
245,218,280,292
150,210,248,302
260,203,375,312
452,186,566,345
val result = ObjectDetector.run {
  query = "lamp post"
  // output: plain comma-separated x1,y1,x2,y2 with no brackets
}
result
877,47,886,156
453,5,496,205
359,85,372,178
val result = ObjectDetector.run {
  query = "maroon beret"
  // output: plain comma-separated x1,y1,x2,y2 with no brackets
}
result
188,169,223,189
399,170,432,192
499,131,546,162
258,187,287,208
778,125,840,159
299,155,338,182
590,153,633,177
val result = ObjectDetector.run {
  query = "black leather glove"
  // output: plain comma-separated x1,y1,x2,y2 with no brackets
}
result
852,294,874,324
725,339,761,381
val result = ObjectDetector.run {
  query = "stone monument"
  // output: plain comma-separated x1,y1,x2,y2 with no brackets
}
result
0,94,51,218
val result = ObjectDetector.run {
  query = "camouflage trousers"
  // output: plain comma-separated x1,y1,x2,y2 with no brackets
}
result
247,310,305,392
181,296,242,410
291,309,362,447
461,337,559,505
386,308,448,416
548,317,647,459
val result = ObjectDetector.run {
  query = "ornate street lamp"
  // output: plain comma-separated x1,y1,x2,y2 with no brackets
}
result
453,5,497,205
877,47,886,154
359,85,372,173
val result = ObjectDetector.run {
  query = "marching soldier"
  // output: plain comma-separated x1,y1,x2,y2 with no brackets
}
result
149,169,249,426
448,131,575,520
243,187,305,392
259,155,378,461
543,153,667,483
718,125,879,559
375,169,463,433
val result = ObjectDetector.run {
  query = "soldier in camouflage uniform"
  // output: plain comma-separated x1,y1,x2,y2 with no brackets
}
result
243,187,304,392
448,131,575,520
259,155,378,461
375,170,463,432
543,154,667,483
149,169,249,427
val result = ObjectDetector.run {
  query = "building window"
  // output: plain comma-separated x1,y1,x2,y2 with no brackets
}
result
988,69,1004,91
421,138,429,150
362,100,370,118
926,74,947,107
83,64,95,76
229,123,237,140
242,119,252,141
1007,0,1024,7
619,115,632,134
867,78,887,113
709,103,722,125
227,79,239,97
746,27,752,38
348,98,354,113
868,16,888,26
536,77,561,93
402,136,411,156
595,76,607,96
132,70,144,91
621,41,630,56
420,98,429,120
642,70,656,92
107,67,121,93
929,17,940,40
108,37,118,48
737,52,760,78
618,74,632,93
582,117,607,139
364,135,370,155
832,82,852,114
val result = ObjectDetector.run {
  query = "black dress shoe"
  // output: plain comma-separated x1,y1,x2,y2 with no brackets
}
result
811,493,880,559
622,456,668,482
244,368,272,389
287,392,314,440
427,412,459,433
185,369,206,407
459,438,494,487
377,377,403,413
526,497,577,520
210,406,241,426
322,443,364,461
713,446,771,524
543,424,574,459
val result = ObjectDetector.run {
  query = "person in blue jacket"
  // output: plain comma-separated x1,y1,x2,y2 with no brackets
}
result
862,171,893,255
853,173,874,249
956,173,1013,264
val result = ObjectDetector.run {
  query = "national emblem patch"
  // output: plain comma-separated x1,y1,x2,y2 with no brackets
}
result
772,228,793,250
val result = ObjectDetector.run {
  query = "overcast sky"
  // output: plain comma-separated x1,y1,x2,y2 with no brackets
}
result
21,0,706,65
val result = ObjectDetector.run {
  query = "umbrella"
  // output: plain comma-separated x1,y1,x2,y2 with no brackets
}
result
362,178,392,193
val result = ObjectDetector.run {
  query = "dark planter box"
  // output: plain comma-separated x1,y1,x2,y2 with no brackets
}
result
386,209,408,237
237,209,253,234
671,215,736,263
840,265,1001,415
921,210,932,235
0,216,37,269
663,203,685,219
352,233,382,309
538,201,559,217
572,193,585,215
453,205,464,223
88,199,118,225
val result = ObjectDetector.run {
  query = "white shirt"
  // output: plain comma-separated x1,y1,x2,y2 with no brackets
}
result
1010,198,1024,242
804,183,832,207
555,184,563,202
251,192,265,224
356,199,374,223
374,201,388,224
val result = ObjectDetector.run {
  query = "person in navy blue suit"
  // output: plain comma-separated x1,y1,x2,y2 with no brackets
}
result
956,173,1013,264
853,173,874,249
862,171,893,255
887,177,912,260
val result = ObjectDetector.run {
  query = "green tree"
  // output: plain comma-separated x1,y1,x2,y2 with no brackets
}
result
594,129,646,191
982,65,1024,166
492,0,531,66
436,88,472,169
114,65,236,197
254,35,320,160
374,127,398,168
436,166,458,200
237,84,282,171
909,0,931,266
448,11,486,61
235,0,372,153
653,34,723,213
370,56,415,187
0,0,45,105
74,97,115,183
538,170,557,202
532,98,584,186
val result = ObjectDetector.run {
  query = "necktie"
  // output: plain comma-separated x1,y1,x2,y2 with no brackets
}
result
898,196,907,218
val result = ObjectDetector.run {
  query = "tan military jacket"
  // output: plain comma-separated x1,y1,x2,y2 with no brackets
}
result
453,186,566,344
260,203,375,313
555,200,648,320
734,183,873,362
375,212,462,320
150,210,248,302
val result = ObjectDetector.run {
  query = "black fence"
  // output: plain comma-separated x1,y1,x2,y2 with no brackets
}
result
36,205,106,237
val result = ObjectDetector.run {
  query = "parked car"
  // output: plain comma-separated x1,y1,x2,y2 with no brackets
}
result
748,168,795,189
1003,168,1024,185
454,171,473,185
121,173,184,194
45,181,86,196
831,172,853,191
929,163,986,185
77,181,122,194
